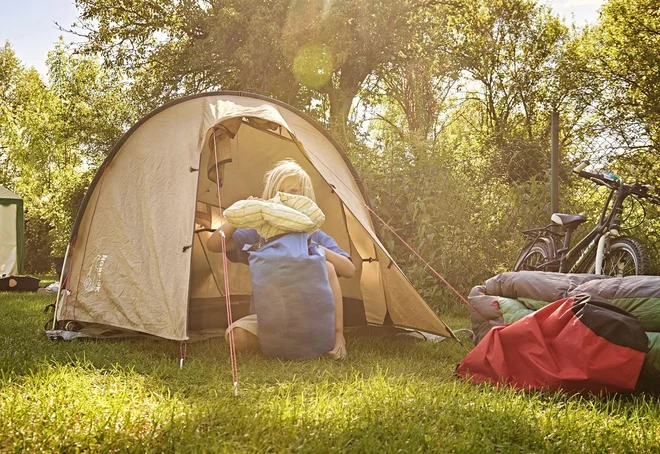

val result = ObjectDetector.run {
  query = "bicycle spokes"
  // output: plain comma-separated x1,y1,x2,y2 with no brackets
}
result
602,249,637,277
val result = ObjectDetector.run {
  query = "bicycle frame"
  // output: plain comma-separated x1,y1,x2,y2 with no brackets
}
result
515,160,660,274
561,180,626,273
520,178,628,273
562,224,601,273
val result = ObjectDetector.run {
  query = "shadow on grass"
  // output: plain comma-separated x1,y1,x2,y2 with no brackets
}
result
0,292,469,395
5,294,660,452
31,368,657,453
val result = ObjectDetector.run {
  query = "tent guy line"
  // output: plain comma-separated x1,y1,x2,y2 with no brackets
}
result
212,130,240,395
299,143,490,326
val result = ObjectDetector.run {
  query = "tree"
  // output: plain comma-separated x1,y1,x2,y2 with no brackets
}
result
0,41,136,265
69,0,439,142
347,0,579,303
47,40,137,166
575,0,660,154
366,3,460,161
439,0,569,182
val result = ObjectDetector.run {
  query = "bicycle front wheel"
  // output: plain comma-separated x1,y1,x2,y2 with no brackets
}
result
513,240,551,271
587,237,651,276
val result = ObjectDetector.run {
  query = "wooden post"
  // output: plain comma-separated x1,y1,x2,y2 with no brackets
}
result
551,111,559,215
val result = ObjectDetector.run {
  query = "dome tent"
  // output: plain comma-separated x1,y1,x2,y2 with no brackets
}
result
0,185,23,276
52,92,454,342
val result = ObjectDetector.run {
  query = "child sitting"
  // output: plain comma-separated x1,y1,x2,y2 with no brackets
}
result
208,159,355,359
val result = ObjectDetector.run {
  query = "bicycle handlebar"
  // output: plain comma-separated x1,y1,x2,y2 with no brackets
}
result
573,162,660,205
633,185,660,205
576,170,618,188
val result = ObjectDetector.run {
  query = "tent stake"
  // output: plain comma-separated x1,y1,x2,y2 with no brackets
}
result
180,341,187,368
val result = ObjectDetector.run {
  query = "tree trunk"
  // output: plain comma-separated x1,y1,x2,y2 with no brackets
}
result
328,89,354,147
326,61,370,147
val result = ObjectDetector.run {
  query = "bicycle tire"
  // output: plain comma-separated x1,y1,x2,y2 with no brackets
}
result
513,240,552,271
585,237,652,276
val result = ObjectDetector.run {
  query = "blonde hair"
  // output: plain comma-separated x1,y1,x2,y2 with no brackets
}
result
262,159,316,201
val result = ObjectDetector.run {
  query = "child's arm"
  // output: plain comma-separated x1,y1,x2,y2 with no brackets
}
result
322,248,355,278
209,195,263,253
207,222,237,253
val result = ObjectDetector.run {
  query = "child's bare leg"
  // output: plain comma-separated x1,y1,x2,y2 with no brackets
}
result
228,327,260,352
326,261,347,359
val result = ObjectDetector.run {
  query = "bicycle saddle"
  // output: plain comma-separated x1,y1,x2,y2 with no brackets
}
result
551,213,586,228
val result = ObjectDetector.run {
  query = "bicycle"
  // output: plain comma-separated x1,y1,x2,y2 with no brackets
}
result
513,161,660,276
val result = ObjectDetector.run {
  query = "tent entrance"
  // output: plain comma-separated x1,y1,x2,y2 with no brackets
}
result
186,116,368,337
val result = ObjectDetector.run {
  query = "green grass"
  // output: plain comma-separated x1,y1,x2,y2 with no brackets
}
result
32,274,58,287
2,293,660,453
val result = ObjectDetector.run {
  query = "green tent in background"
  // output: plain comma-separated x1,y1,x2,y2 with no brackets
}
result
0,185,24,275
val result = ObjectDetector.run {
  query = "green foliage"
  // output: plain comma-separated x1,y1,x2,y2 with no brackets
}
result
0,41,135,269
5,0,660,307
443,0,570,183
23,215,53,274
348,0,572,310
46,42,136,166
560,0,660,218
72,0,427,141
40,169,94,256
352,0,660,306
351,131,550,314
584,0,660,149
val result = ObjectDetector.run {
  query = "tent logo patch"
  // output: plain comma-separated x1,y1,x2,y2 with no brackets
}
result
84,254,108,292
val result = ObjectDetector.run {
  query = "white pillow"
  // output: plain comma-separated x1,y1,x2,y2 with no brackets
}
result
223,192,324,239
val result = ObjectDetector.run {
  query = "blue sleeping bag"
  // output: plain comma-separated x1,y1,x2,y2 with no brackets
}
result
244,232,335,359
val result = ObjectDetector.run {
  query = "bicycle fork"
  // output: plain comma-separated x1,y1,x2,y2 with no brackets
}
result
594,229,618,275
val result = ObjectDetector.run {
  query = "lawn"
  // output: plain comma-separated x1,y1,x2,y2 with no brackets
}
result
1,292,660,453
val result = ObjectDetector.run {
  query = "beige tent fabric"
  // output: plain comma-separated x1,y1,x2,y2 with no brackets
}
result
0,185,21,276
0,204,18,275
377,245,453,335
206,117,241,185
190,231,252,298
59,99,205,340
193,115,361,303
59,93,453,340
343,207,387,324
193,101,358,303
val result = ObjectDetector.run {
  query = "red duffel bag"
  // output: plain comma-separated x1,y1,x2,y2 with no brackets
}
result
457,294,649,393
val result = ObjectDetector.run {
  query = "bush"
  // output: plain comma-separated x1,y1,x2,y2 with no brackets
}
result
23,214,53,274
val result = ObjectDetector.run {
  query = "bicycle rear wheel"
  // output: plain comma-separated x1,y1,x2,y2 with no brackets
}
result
587,237,651,276
514,240,551,271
